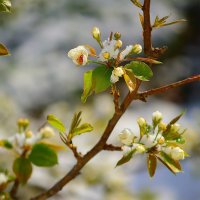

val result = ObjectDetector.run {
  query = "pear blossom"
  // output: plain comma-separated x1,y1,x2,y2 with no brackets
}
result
170,123,180,133
40,126,55,138
118,128,134,145
119,45,133,60
152,111,163,124
122,145,132,155
140,134,157,148
68,46,89,66
110,67,124,83
110,72,119,83
0,173,8,185
137,117,146,127
171,147,185,160
98,39,119,62
133,143,146,153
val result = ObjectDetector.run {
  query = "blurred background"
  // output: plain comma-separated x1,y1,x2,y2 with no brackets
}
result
0,0,200,199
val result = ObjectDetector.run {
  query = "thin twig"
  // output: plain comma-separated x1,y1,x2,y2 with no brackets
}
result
10,178,19,200
135,75,200,100
103,144,122,151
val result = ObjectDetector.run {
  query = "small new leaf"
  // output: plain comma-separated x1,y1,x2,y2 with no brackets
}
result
130,0,142,9
152,15,186,29
81,70,93,103
47,114,66,133
73,123,93,136
13,158,32,184
0,0,11,12
125,61,153,81
69,112,93,138
147,154,157,177
116,149,136,167
0,43,9,56
29,143,58,167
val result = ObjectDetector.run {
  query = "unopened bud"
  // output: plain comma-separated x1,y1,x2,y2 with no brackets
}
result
25,131,33,138
115,40,123,49
92,27,101,40
114,32,121,40
158,122,167,131
152,111,163,126
17,118,30,132
40,126,55,138
135,144,145,153
171,147,185,160
132,44,142,54
137,117,146,127
170,123,180,133
157,136,165,145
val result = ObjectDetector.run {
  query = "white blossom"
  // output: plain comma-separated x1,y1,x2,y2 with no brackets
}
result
118,128,134,145
40,126,55,138
133,144,146,154
121,146,132,155
137,117,146,127
119,45,133,60
110,72,119,83
98,39,119,62
152,111,163,123
113,67,124,77
171,147,185,160
140,134,157,148
68,46,89,66
0,173,8,185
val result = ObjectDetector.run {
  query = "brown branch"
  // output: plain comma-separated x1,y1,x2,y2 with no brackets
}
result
103,144,122,151
135,75,200,100
10,178,19,200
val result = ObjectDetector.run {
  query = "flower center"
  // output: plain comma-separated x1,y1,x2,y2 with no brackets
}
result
77,54,84,64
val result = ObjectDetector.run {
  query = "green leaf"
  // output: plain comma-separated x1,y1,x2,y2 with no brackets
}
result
125,61,153,81
0,43,9,56
81,70,93,103
116,149,136,167
92,65,112,93
0,0,11,12
73,123,93,136
47,114,66,133
158,152,182,174
29,143,58,167
69,111,82,134
147,154,157,177
13,158,32,184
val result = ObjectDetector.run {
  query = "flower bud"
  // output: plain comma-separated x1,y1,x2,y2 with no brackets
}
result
114,32,121,40
135,144,145,153
158,122,167,131
25,130,33,138
115,40,123,49
113,67,124,77
40,126,55,138
92,27,101,40
17,118,30,131
137,117,146,128
132,44,142,54
110,73,119,83
118,128,134,145
170,123,180,133
152,111,163,126
157,136,165,145
171,147,185,160
0,173,8,186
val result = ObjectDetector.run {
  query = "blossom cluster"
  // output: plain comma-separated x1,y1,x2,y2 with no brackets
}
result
119,111,186,161
67,27,142,85
0,118,55,155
